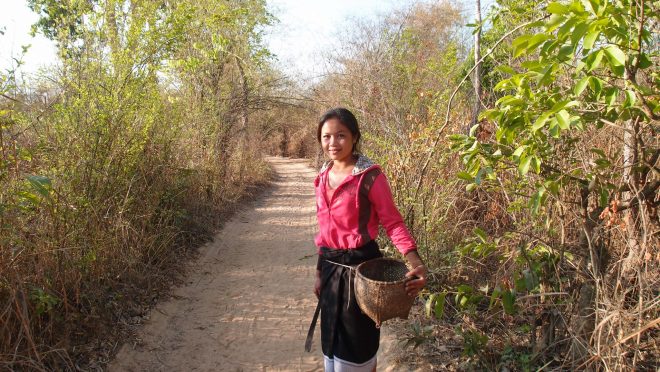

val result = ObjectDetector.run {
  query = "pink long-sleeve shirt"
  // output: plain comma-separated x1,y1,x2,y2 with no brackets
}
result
314,156,417,256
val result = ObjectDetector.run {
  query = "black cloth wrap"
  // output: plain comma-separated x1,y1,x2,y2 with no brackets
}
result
319,240,382,363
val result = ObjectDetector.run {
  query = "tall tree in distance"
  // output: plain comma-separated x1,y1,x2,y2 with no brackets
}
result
472,0,482,127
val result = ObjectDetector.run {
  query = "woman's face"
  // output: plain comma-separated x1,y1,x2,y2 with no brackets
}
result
320,118,356,163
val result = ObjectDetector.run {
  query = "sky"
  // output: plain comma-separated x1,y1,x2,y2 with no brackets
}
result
265,0,403,81
0,0,58,74
0,0,488,81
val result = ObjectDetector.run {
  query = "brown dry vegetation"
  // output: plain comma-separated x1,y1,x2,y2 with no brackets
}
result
0,0,284,370
1,0,657,370
276,0,658,370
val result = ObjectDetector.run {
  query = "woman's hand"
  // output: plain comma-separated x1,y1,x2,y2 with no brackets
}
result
404,250,427,297
314,270,322,298
405,265,427,297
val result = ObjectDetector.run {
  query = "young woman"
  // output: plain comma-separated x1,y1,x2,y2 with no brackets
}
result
313,108,427,371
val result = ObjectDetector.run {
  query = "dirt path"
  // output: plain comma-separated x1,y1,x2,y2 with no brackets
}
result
109,157,404,372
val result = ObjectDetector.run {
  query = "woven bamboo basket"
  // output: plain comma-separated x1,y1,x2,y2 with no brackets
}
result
354,258,414,327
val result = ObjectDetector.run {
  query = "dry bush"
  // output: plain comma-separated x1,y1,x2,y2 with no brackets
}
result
0,0,280,369
302,0,659,370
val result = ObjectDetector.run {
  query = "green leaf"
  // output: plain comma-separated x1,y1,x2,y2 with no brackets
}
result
573,117,584,130
460,295,469,308
556,110,570,129
549,118,560,138
512,35,532,57
530,188,546,215
599,187,609,207
519,155,532,176
589,76,603,97
532,112,552,131
523,270,540,291
637,54,652,69
574,76,590,96
473,227,488,243
489,287,502,309
493,79,514,91
456,172,474,181
18,148,32,161
479,108,501,121
623,90,636,108
590,148,607,158
583,29,600,50
17,191,41,206
526,34,551,53
547,2,569,14
27,175,52,198
512,34,531,48
540,39,561,56
545,14,567,32
558,18,578,39
605,88,617,106
515,275,526,292
502,290,516,315
434,292,446,319
426,294,437,317
595,158,611,169
551,100,579,112
604,46,626,66
586,0,602,15
569,1,585,13
538,63,555,86
448,134,466,142
530,156,541,174
474,168,483,185
611,13,626,27
545,180,560,196
495,65,516,75
497,96,525,107
585,49,604,72
571,22,589,49
512,145,527,158
557,44,573,62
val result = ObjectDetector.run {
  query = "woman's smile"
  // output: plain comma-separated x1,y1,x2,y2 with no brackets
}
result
321,118,356,163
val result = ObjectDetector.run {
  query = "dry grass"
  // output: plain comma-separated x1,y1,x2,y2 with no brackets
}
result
0,163,271,371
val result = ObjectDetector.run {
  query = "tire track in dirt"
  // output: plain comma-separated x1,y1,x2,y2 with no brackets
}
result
109,157,406,372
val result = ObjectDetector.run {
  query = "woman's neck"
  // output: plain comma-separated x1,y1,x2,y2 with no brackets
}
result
332,155,357,173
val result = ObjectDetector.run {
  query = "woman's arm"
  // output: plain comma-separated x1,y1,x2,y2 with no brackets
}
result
404,250,427,297
368,173,416,255
368,173,427,296
314,269,322,298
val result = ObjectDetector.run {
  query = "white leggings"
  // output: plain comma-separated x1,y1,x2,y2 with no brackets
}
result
324,354,377,372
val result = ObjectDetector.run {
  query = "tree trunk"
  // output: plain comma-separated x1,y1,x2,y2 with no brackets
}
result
280,125,288,157
236,56,249,182
471,0,482,129
621,116,641,278
104,0,121,64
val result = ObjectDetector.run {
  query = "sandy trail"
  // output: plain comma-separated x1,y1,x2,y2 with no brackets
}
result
109,157,402,372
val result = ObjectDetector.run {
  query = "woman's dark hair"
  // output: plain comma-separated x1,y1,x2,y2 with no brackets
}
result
317,107,361,153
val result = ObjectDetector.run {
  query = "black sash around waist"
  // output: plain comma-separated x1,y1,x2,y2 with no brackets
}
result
319,239,381,265
318,240,382,363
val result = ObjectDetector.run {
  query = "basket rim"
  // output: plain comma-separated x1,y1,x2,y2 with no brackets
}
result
355,257,410,285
